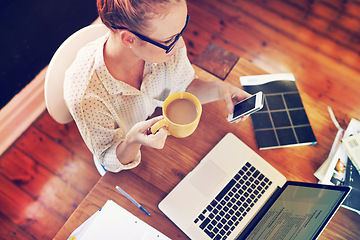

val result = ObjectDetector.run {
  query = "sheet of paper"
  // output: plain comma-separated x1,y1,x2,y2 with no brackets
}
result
314,128,344,181
68,210,101,240
320,118,360,185
342,133,360,173
320,144,348,185
77,200,170,240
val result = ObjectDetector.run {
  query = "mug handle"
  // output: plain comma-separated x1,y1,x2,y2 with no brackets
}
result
150,119,168,134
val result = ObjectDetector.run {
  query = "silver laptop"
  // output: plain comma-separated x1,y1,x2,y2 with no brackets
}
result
159,133,350,240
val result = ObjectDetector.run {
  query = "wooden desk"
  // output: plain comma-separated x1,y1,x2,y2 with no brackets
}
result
54,59,360,240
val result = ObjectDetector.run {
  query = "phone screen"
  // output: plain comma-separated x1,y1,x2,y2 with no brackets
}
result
233,95,256,118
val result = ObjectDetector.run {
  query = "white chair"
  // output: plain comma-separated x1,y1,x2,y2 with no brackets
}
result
44,24,109,176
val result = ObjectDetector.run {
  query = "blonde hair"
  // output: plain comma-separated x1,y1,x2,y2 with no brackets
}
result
97,0,182,33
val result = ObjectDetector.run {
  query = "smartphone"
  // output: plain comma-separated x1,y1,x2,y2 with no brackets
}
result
227,91,264,123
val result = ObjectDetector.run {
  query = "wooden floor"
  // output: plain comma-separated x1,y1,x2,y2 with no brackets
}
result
1,0,360,239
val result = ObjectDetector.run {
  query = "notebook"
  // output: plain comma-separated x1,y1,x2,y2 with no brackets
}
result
159,133,350,240
240,73,317,149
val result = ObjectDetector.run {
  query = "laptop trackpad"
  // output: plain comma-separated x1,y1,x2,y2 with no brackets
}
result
189,160,227,197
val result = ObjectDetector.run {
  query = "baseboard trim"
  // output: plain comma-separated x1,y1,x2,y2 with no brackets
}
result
0,67,47,156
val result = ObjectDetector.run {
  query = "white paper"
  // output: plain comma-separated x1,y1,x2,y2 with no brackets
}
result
70,200,170,240
240,73,295,86
319,118,360,185
314,128,344,181
342,132,360,173
68,210,101,240
319,144,348,185
314,107,344,182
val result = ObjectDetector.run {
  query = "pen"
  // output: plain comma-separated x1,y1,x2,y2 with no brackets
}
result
115,186,151,216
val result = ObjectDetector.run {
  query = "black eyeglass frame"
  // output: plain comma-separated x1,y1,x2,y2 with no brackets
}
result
111,15,190,53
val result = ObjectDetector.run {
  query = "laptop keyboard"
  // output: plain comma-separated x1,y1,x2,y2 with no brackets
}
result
194,162,272,240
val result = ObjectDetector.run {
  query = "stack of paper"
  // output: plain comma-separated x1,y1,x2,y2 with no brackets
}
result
315,118,360,185
314,112,360,215
68,200,170,240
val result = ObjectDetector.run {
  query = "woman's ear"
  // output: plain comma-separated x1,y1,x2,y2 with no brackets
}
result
119,30,135,48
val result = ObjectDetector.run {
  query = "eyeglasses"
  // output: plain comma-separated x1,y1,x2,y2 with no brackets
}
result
112,15,190,53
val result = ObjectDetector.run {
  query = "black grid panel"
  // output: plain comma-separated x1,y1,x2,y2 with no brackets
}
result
243,80,316,149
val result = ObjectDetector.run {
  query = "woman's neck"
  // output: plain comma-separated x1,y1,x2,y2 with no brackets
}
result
103,33,145,89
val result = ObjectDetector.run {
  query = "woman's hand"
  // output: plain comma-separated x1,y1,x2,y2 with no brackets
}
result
116,116,168,166
217,81,251,115
126,116,168,149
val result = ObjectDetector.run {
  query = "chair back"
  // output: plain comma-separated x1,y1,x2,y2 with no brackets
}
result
44,24,108,124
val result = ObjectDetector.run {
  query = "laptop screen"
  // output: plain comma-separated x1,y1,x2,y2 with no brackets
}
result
241,181,350,240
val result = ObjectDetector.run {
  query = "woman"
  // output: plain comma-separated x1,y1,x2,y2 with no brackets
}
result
64,0,250,172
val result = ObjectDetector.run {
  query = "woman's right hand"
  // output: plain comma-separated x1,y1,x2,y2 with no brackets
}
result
126,116,168,149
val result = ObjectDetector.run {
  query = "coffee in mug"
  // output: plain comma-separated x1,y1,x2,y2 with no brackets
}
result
166,98,198,125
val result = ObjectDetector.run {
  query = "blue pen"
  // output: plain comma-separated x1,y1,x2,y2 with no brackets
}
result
115,186,151,216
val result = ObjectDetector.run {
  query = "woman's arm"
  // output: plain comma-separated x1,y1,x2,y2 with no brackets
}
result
186,78,251,114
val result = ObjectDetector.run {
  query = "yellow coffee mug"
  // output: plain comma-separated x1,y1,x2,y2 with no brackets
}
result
151,92,202,138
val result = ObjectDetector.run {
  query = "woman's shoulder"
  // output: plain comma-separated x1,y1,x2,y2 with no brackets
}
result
75,35,107,66
65,35,107,81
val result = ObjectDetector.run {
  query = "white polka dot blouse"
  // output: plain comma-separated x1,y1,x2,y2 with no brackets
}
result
64,32,195,172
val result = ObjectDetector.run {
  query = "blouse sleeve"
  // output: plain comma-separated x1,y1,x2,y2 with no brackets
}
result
80,95,141,172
